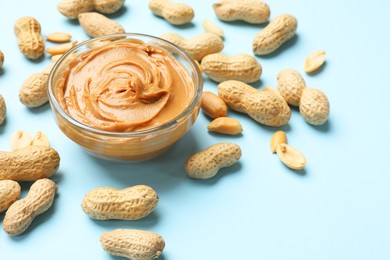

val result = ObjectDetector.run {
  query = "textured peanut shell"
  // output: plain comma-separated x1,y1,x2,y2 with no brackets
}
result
101,229,165,260
78,12,125,38
14,16,45,59
149,0,194,25
0,94,6,125
3,178,57,236
94,0,126,14
253,14,297,55
185,142,241,179
300,88,330,125
201,91,227,118
57,0,94,19
81,185,158,220
19,73,49,108
160,32,224,61
213,0,270,24
201,53,262,83
0,146,60,181
277,68,306,106
218,80,291,127
0,50,4,68
0,180,21,213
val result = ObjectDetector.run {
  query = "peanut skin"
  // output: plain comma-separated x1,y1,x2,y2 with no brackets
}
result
81,185,158,220
218,81,291,127
101,229,165,260
201,53,262,83
0,146,60,181
213,0,270,24
149,0,194,25
185,142,242,179
160,32,224,61
14,16,45,59
253,14,297,55
3,178,57,236
201,91,228,118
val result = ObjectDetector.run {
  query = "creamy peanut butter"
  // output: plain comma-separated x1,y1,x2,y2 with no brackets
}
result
55,40,194,132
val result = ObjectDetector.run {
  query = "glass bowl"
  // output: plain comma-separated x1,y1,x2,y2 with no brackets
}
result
48,33,203,161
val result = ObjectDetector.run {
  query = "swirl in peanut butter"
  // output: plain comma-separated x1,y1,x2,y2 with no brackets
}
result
55,40,194,132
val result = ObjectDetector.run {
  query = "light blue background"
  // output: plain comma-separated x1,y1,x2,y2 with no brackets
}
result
1,0,389,259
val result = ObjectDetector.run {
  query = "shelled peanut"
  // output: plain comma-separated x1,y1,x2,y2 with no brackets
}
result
58,0,125,19
213,0,270,24
160,32,224,61
14,16,45,59
185,142,242,179
304,50,326,73
201,91,228,118
218,80,291,127
270,131,306,170
149,0,194,25
81,185,159,220
201,53,262,83
208,117,243,135
3,178,58,236
101,229,165,260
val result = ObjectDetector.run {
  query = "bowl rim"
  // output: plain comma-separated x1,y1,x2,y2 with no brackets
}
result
47,32,203,138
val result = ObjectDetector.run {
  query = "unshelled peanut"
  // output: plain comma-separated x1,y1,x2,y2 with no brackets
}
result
201,91,227,118
299,88,330,125
149,0,194,25
57,0,125,19
276,143,306,170
0,146,60,181
0,50,4,69
160,32,224,61
3,178,57,236
101,229,165,260
0,180,21,213
213,0,270,24
19,72,49,108
207,117,243,135
82,185,158,220
78,12,125,38
14,16,45,59
218,81,291,127
201,53,262,83
304,50,326,73
185,142,242,179
277,68,306,106
253,14,297,55
0,95,6,125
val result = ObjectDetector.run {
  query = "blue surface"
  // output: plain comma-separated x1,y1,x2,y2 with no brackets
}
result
1,0,390,259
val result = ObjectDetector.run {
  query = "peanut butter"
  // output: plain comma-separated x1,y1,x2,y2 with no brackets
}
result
55,40,194,132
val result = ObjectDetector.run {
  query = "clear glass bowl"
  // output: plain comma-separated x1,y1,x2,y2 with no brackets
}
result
48,33,203,161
